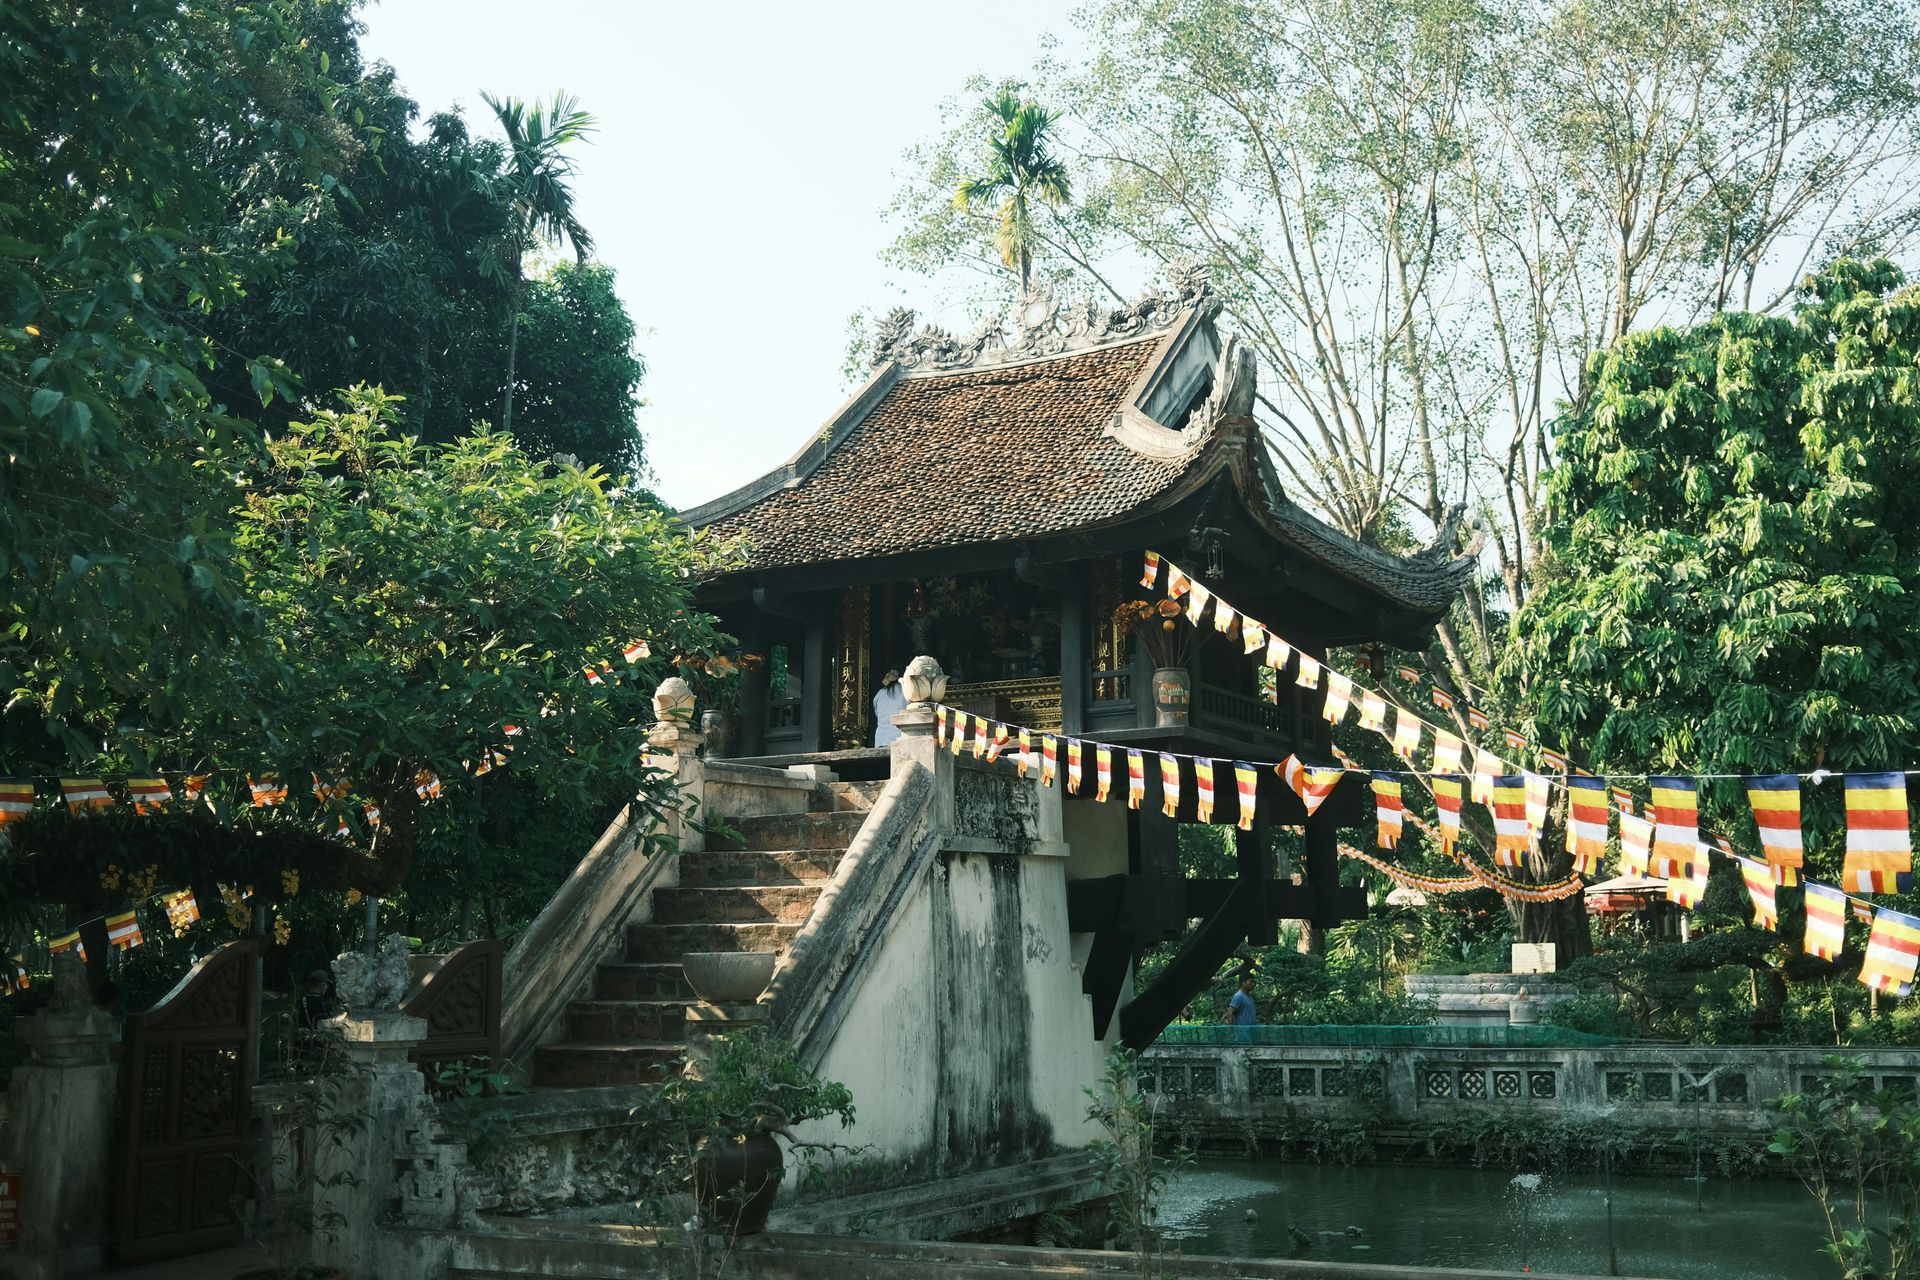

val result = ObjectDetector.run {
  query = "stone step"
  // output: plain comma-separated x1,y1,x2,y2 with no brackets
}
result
532,1041,683,1088
651,884,822,925
565,999,692,1043
678,848,844,886
624,921,800,963
823,779,886,812
711,809,867,852
593,961,692,1001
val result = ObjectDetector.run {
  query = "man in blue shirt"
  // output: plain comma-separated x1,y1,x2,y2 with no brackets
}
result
1228,973,1258,1041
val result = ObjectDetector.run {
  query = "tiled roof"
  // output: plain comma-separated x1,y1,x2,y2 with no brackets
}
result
698,339,1183,571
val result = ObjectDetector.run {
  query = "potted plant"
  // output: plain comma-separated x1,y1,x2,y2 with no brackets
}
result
649,1028,857,1237
1115,597,1193,726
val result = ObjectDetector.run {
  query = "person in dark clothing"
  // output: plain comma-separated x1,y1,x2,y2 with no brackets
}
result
295,968,335,1067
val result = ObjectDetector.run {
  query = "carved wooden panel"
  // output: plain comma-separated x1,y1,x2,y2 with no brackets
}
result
832,585,872,749
401,938,503,1076
113,941,258,1263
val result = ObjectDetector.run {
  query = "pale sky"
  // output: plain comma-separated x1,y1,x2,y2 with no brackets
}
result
359,0,1085,510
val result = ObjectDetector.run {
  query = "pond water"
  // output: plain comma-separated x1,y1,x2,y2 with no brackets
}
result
1157,1159,1833,1278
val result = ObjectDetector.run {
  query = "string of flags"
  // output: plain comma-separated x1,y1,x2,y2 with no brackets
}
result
1128,550,1920,997
4,886,203,997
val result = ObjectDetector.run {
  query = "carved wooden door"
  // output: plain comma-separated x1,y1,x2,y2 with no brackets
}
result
113,940,258,1262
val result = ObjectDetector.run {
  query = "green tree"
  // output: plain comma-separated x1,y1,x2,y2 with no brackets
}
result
511,261,648,477
952,87,1073,294
482,91,596,438
0,0,349,764
1507,259,1920,949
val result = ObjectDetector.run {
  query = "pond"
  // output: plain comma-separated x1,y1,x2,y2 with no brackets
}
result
1157,1158,1833,1278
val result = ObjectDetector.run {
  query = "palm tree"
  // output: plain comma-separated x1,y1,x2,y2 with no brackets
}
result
482,90,595,437
952,88,1071,294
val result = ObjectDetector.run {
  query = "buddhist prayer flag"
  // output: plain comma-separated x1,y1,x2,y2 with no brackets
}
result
1745,775,1803,885
1096,746,1113,802
1467,706,1491,731
1372,774,1404,849
1619,812,1654,877
950,712,967,756
1503,729,1530,754
1141,550,1162,588
163,889,201,934
1295,652,1321,689
0,780,34,826
1432,775,1465,854
1242,618,1267,655
1195,759,1216,823
1666,849,1709,909
1279,756,1343,818
247,775,286,807
310,772,347,802
1167,565,1192,598
986,723,1011,763
1213,600,1237,635
935,706,949,745
129,777,170,813
1736,857,1778,931
504,723,524,738
48,931,85,962
1861,907,1920,996
624,640,651,663
1491,776,1531,867
363,800,382,829
106,909,143,951
972,716,988,759
1804,882,1848,960
1649,777,1699,878
1322,671,1355,724
1127,750,1146,809
1523,772,1552,844
1017,729,1033,778
1066,740,1084,793
61,777,110,813
1611,786,1635,816
1186,582,1213,626
1433,731,1464,776
1041,736,1058,788
583,664,604,685
1843,771,1912,894
1357,690,1387,732
1432,688,1456,712
1235,762,1258,831
1160,754,1182,817
1392,714,1423,762
1471,749,1501,807
1397,665,1421,684
1266,635,1292,670
1567,776,1610,876
414,770,443,801
1539,748,1569,774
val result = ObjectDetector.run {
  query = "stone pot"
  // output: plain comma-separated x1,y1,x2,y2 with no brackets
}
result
682,951,777,1004
700,708,737,757
1152,666,1191,727
694,1130,784,1236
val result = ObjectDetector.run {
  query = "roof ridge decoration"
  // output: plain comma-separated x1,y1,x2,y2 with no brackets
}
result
870,260,1220,372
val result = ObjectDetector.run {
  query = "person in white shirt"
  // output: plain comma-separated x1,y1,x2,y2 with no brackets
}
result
871,669,907,746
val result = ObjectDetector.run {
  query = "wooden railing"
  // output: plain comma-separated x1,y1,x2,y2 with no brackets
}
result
1191,682,1290,740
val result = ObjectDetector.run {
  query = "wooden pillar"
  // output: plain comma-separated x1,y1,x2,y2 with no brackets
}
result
801,614,829,753
1236,818,1276,946
1060,579,1087,735
1304,806,1342,930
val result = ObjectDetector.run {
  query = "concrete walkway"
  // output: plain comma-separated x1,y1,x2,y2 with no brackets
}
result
87,1244,268,1278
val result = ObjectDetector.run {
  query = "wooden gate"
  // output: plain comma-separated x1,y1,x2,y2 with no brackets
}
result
402,937,503,1079
113,940,258,1263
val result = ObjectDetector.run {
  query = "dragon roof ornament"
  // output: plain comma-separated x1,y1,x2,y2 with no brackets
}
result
870,260,1219,372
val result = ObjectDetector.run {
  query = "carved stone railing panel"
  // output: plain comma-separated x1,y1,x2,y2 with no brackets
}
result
953,764,1038,856
401,939,503,1075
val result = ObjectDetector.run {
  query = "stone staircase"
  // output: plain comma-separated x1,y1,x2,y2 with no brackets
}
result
533,779,881,1088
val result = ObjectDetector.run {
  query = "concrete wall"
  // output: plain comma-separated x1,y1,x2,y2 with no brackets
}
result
1140,1039,1920,1139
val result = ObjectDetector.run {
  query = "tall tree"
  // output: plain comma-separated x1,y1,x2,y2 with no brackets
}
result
482,90,596,436
511,260,648,477
952,87,1074,293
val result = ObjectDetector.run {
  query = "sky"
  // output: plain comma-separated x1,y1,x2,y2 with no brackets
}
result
359,0,1086,510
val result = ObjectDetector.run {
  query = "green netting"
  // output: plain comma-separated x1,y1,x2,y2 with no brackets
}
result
1155,1023,1625,1048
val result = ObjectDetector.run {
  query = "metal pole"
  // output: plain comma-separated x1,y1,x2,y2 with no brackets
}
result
251,901,268,1076
362,895,380,955
1605,1144,1618,1276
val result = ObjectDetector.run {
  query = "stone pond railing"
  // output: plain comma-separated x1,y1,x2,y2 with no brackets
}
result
1141,1031,1920,1139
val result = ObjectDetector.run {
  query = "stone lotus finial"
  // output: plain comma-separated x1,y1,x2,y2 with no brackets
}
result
652,675,697,727
900,655,947,705
332,934,413,1013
